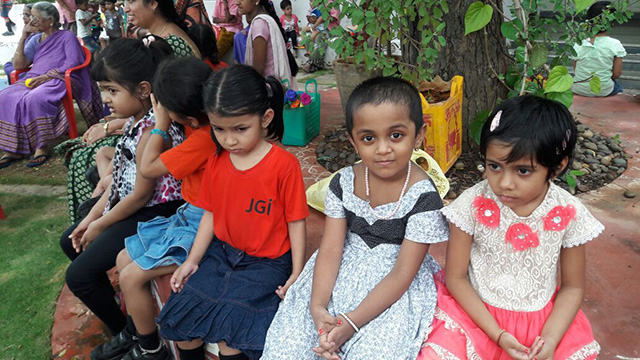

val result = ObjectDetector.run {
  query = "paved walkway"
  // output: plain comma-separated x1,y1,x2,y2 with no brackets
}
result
50,90,640,359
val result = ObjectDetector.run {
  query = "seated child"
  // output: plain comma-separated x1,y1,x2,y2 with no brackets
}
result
279,0,299,49
90,56,215,360
188,24,228,71
418,96,602,360
572,1,626,97
262,77,449,360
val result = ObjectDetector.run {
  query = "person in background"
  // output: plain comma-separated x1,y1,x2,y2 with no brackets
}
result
174,0,211,28
103,0,124,42
572,1,627,97
212,0,241,58
279,0,298,50
4,4,38,80
303,0,339,73
55,0,77,33
1,0,15,35
76,0,101,53
188,24,228,71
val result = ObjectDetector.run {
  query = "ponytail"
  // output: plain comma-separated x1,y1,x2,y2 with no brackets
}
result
259,0,299,76
203,65,285,154
91,36,174,93
264,75,285,141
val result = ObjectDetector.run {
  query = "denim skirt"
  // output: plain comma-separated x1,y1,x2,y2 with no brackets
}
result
125,202,204,270
157,238,292,359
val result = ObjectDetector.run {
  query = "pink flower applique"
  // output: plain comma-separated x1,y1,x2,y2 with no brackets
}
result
543,204,576,231
505,223,539,252
473,195,500,228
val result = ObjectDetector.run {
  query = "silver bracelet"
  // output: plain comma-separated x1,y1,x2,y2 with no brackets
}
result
338,312,359,333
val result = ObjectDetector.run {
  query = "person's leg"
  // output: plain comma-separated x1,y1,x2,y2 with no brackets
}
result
177,340,205,360
218,341,245,357
118,258,178,336
608,79,623,96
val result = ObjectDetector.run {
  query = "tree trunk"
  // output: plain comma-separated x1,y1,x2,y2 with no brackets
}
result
432,0,509,151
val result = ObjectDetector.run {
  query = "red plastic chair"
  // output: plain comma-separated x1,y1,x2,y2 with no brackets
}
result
10,46,92,139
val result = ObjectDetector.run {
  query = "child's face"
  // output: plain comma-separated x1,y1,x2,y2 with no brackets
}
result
284,5,292,16
77,2,89,11
484,141,563,217
105,2,114,11
100,4,106,12
208,111,273,156
348,103,424,181
99,81,147,120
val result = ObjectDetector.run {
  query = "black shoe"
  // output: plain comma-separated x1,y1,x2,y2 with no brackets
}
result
122,344,171,360
2,30,13,36
86,165,100,187
91,327,138,360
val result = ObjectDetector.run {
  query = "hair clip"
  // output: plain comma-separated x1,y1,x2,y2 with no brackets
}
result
142,35,156,47
265,82,273,99
489,110,502,132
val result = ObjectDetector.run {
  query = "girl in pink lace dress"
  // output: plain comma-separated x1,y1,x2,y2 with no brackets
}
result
418,96,602,360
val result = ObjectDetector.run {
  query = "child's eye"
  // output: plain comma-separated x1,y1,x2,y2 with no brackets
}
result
213,127,223,132
517,168,531,175
362,135,374,142
236,127,246,132
488,163,500,171
390,132,403,140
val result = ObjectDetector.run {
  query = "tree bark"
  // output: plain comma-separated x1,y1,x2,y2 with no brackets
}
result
432,0,509,151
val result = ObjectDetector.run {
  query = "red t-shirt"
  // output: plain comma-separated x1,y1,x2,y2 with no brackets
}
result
198,144,309,258
159,125,216,205
204,58,229,71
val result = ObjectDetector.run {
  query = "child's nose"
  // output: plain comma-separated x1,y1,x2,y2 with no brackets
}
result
375,140,392,154
499,172,515,190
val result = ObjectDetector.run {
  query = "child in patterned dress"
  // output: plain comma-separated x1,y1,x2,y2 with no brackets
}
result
262,76,450,360
418,96,602,360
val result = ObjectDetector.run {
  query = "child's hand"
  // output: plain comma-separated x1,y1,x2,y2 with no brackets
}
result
323,320,356,354
312,333,341,360
311,306,342,336
498,332,530,360
171,261,199,293
528,336,555,360
275,273,299,300
150,94,171,130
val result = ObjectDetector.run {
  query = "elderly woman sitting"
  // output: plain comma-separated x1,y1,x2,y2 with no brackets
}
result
0,1,102,169
3,3,37,81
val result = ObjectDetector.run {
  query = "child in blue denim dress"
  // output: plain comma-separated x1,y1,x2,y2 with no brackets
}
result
90,57,215,360
156,65,309,360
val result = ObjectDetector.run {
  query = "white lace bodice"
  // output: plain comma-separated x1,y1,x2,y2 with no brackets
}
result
442,180,604,311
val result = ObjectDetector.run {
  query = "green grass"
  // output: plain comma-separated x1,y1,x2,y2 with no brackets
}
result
0,193,70,359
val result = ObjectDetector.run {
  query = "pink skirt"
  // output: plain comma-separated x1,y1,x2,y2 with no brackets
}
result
418,274,600,360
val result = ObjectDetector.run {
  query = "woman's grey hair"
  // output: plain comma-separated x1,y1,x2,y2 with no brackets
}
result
32,2,61,28
25,3,34,9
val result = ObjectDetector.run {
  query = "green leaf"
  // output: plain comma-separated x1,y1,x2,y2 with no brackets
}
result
438,36,447,47
469,109,491,145
514,46,525,63
530,43,549,69
546,89,574,109
500,19,522,41
590,75,601,94
464,2,494,36
575,0,595,13
570,169,585,177
545,66,574,93
565,173,577,188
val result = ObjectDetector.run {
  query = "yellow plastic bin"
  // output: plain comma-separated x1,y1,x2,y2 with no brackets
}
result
421,76,463,173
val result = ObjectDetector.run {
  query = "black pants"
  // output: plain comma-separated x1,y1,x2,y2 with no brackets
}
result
284,30,297,49
60,200,183,334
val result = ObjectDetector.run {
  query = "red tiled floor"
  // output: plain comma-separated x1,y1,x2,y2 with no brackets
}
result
51,90,640,359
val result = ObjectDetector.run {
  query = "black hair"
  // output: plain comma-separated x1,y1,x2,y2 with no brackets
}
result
91,36,174,93
258,0,299,76
345,76,423,136
153,57,212,125
587,1,613,20
280,0,291,10
142,0,189,34
75,0,88,6
479,96,577,180
188,24,219,65
203,64,284,155
25,3,34,9
102,0,112,4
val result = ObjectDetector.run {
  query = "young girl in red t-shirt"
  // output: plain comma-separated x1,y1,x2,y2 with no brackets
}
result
90,57,216,360
156,64,309,360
